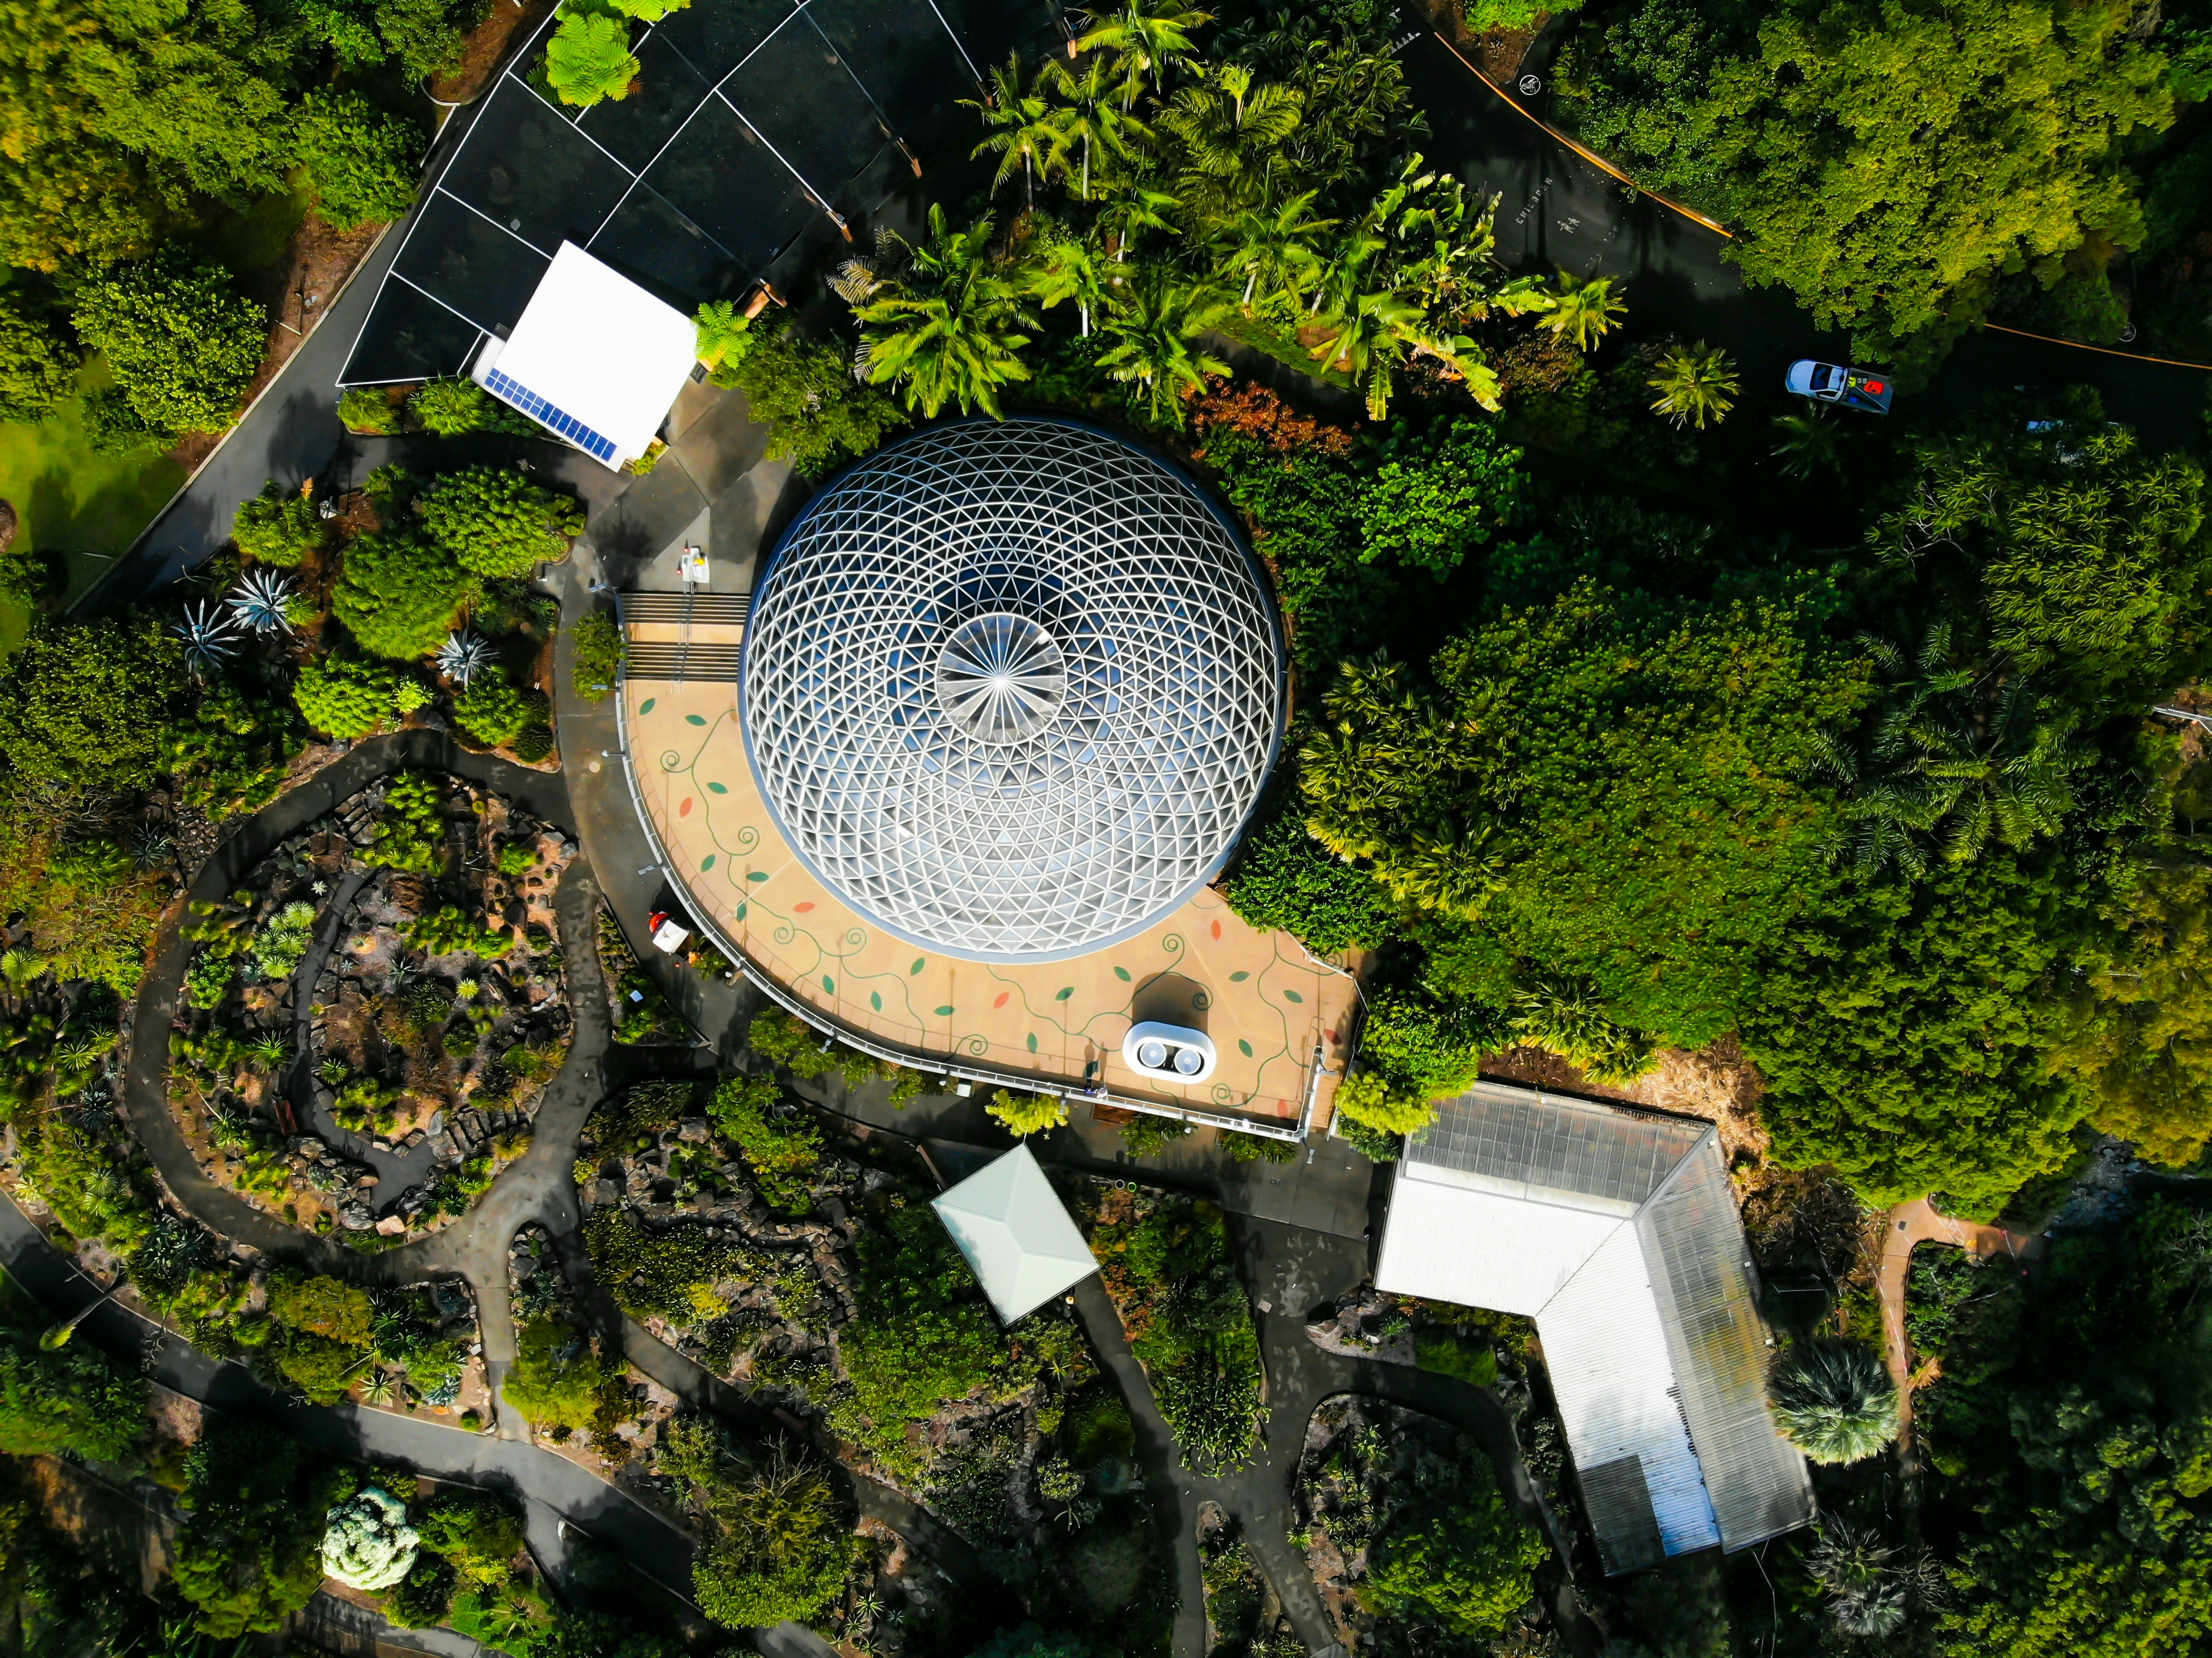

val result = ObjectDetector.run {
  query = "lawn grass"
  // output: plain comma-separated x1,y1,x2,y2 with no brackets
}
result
0,357,187,653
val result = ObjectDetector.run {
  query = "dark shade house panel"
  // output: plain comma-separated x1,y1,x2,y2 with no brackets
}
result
339,278,483,385
438,77,636,254
929,0,1051,71
637,95,824,269
804,0,979,152
391,191,552,337
654,0,800,85
721,16,888,202
575,30,713,172
589,185,752,308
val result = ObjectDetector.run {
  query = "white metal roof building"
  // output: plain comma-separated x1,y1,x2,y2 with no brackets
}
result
931,1143,1099,1322
1375,1081,1815,1573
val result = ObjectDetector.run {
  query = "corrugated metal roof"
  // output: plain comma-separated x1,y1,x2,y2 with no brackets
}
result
1376,1172,1622,1317
1375,1083,1814,1573
1638,1136,1817,1551
1404,1080,1707,1214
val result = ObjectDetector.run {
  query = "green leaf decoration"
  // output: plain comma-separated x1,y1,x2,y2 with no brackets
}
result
700,854,715,870
911,958,927,975
747,871,768,882
1239,1039,1254,1057
1229,971,1249,982
1055,986,1074,1001
707,781,728,794
822,976,835,994
1027,1032,1039,1052
545,11,641,110
935,1005,955,1017
639,697,656,714
1113,965,1132,982
685,713,706,726
1283,989,1303,1003
736,904,747,921
870,992,883,1011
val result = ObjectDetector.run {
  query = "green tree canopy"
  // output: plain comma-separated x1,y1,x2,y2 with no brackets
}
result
171,1418,333,1636
292,93,425,231
331,531,478,660
0,1319,146,1461
71,250,266,434
1562,0,2174,358
414,466,582,579
1302,580,1870,1046
0,614,184,786
0,292,75,421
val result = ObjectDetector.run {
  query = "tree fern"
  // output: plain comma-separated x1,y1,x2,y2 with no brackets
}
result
546,11,639,108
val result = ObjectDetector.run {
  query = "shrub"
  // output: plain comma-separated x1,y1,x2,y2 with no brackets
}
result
503,1316,621,1431
293,92,423,231
249,901,317,982
571,611,623,702
988,1089,1067,1137
171,1418,332,1636
404,905,513,959
453,667,545,747
1221,802,1394,955
0,292,75,422
332,531,477,660
294,652,401,738
0,615,184,788
415,466,582,579
1413,1328,1498,1387
416,1489,525,1585
269,1273,374,1343
709,1076,821,1209
0,538,59,607
1357,417,1523,578
384,1553,458,1626
409,377,492,435
1221,1130,1295,1163
322,1487,419,1590
0,1318,147,1459
1364,1474,1548,1636
184,951,236,1011
82,385,175,452
689,1454,854,1630
1119,1114,1191,1156
512,726,554,764
709,313,904,474
233,482,328,567
363,772,446,874
73,250,266,434
1769,1338,1898,1464
339,386,403,435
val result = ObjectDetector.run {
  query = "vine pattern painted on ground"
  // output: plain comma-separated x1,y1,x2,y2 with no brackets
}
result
651,708,1328,1108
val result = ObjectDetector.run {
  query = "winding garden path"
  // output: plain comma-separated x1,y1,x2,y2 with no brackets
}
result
1877,1198,2037,1452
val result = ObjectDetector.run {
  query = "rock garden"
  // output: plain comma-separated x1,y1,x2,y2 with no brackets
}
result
1293,1396,1553,1658
503,1220,674,1478
170,769,574,1237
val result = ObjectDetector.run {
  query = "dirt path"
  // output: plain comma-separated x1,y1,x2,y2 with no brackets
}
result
1876,1198,2039,1449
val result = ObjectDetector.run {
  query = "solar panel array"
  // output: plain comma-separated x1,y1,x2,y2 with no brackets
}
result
341,0,1053,385
741,419,1286,962
483,369,618,462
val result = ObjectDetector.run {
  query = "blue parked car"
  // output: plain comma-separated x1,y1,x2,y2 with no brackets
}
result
1786,359,1895,414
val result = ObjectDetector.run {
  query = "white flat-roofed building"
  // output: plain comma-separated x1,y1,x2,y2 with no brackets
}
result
1375,1080,1816,1573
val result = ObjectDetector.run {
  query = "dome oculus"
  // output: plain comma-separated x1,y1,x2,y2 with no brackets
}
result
741,419,1285,962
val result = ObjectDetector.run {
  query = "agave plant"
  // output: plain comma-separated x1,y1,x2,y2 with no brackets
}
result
436,630,495,688
229,567,298,635
129,823,175,872
1769,1338,1898,1464
175,600,240,675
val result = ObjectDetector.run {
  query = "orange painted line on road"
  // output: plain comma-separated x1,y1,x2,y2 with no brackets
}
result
1981,321,2212,373
1426,32,1734,239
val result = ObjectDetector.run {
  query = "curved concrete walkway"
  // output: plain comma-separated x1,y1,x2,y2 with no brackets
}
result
1876,1198,2037,1453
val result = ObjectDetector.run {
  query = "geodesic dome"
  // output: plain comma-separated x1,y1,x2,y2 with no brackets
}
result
742,418,1284,962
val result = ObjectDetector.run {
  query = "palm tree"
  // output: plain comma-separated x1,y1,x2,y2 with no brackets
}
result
1768,1338,1898,1464
1073,0,1210,105
1807,1519,1938,1639
1093,267,1230,424
1212,190,1333,310
1156,61,1305,217
1306,282,1423,419
1030,227,1109,337
1646,340,1738,429
1041,52,1146,200
1095,178,1181,266
1772,406,1843,478
966,53,1066,209
851,205,1037,418
1816,624,2089,874
1540,271,1626,350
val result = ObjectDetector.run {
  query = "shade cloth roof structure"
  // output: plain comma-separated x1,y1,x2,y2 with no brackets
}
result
1375,1081,1815,1574
931,1143,1099,1321
339,0,1057,386
740,418,1286,962
473,242,700,466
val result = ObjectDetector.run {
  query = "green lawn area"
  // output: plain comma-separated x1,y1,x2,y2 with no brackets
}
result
0,357,187,655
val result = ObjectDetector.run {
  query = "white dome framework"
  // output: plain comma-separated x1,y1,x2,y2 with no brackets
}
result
742,418,1287,962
